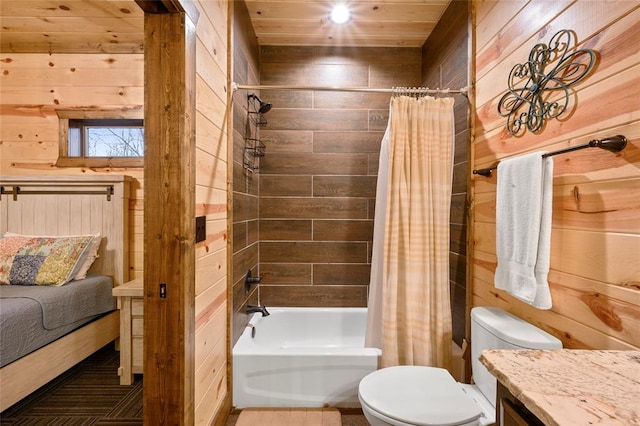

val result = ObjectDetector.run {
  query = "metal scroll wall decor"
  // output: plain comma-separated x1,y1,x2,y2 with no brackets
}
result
497,29,596,135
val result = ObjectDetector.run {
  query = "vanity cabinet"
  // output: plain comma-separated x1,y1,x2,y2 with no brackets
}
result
497,383,544,426
112,277,144,385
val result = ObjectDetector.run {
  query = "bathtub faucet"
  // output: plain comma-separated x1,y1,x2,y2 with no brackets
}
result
247,304,270,317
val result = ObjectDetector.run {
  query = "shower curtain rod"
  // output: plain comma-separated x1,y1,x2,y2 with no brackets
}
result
232,82,469,96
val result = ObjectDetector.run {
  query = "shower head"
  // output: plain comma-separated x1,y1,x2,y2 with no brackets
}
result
248,93,272,114
258,101,272,114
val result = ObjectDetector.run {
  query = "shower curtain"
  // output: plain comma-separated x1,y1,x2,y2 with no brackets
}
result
365,95,455,369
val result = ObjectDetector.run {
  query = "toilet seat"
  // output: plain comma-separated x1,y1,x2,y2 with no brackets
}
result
358,366,483,426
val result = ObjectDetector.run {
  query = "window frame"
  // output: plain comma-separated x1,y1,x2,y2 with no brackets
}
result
56,108,144,168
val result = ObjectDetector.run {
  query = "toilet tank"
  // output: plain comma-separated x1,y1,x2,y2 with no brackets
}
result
470,307,562,407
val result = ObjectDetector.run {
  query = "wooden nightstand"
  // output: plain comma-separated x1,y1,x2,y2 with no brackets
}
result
112,277,143,385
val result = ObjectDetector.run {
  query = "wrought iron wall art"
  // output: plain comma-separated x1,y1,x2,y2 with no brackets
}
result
497,29,596,135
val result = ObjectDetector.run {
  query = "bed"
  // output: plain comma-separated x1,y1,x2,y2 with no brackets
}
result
0,175,131,412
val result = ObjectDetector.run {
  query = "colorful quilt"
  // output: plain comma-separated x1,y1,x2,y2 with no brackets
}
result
0,235,94,286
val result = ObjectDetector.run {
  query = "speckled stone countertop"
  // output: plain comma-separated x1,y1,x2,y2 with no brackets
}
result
480,349,640,426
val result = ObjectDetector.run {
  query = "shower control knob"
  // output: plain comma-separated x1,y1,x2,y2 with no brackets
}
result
244,269,262,292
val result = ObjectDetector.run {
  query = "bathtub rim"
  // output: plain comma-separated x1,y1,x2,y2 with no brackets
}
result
233,306,382,356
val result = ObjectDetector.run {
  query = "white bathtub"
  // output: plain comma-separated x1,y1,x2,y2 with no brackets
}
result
232,307,381,408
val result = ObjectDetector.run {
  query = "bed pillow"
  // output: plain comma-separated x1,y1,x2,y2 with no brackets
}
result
0,234,94,286
73,233,102,280
3,232,102,280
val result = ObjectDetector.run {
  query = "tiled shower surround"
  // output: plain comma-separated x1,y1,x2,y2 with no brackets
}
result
232,0,469,347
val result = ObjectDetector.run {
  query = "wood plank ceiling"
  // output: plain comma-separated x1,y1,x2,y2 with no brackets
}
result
0,1,144,54
244,0,452,47
0,0,452,53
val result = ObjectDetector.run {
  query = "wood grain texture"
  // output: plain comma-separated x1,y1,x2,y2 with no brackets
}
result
480,350,640,426
473,250,640,348
243,1,450,48
235,408,341,426
313,131,384,153
230,0,261,357
233,191,259,222
313,264,372,286
261,153,370,175
260,241,368,264
313,220,374,242
0,0,230,423
0,51,144,275
259,129,314,152
1,17,143,54
252,42,470,309
240,39,420,325
313,176,377,197
112,278,143,384
474,178,640,233
260,197,369,219
0,175,131,286
261,284,368,308
471,0,640,351
232,243,258,284
260,175,312,196
262,109,370,132
259,219,313,241
259,263,312,285
142,9,196,425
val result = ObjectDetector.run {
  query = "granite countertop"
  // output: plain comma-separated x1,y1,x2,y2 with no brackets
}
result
480,349,640,426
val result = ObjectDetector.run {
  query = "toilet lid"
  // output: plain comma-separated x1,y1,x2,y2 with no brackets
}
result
358,366,482,426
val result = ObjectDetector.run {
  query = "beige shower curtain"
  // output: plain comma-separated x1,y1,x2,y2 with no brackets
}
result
367,95,455,370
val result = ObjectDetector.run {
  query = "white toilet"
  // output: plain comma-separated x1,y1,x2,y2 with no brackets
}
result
358,306,562,426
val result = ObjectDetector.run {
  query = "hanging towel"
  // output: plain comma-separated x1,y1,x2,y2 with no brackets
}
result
494,152,553,309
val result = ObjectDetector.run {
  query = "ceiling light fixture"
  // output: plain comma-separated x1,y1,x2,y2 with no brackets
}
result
330,4,351,24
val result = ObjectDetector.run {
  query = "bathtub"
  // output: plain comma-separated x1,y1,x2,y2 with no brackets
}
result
232,307,381,408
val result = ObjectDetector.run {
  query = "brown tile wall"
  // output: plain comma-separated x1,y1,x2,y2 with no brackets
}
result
258,46,422,307
231,1,260,345
421,0,470,347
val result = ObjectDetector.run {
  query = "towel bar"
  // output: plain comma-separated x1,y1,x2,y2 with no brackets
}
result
472,135,627,177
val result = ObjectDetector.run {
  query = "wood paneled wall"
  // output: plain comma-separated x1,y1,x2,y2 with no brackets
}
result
257,46,422,307
1,1,231,422
472,0,640,350
192,1,230,424
421,0,470,347
231,1,261,347
141,7,197,425
0,52,144,280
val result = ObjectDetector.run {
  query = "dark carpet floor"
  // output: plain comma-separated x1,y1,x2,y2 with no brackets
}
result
0,345,142,425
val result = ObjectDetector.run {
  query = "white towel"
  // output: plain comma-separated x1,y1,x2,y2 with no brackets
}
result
494,152,553,309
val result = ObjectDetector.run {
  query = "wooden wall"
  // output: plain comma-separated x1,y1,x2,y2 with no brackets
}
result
192,1,230,424
421,0,470,348
0,52,144,281
472,0,640,350
231,1,261,347
256,46,422,308
1,1,231,422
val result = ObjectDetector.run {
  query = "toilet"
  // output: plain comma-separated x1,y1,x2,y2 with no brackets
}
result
358,306,562,426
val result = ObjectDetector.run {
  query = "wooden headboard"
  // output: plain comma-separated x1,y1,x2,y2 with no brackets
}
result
0,175,131,286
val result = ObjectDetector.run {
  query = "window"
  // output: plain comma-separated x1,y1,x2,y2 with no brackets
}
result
57,108,144,167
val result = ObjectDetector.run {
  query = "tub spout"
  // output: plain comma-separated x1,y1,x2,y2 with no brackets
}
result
247,304,270,317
